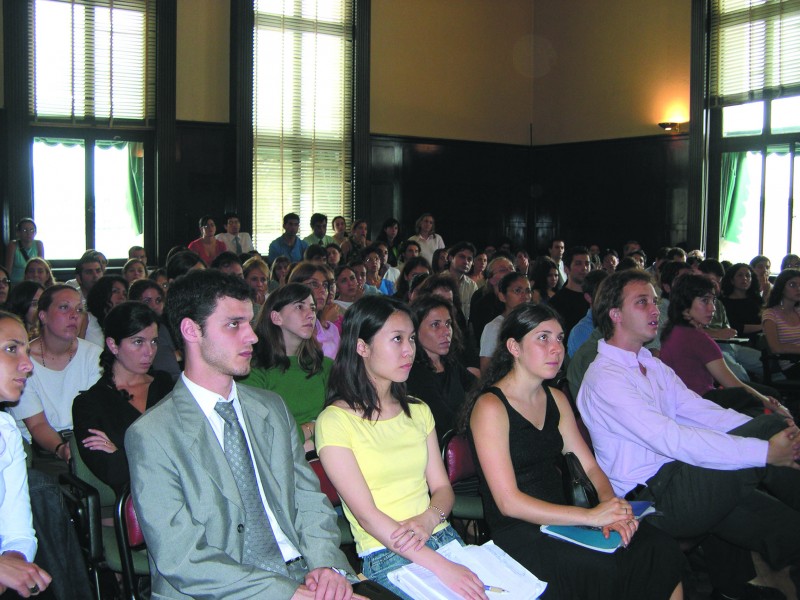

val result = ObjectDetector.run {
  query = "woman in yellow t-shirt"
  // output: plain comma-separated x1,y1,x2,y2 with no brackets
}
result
316,295,487,600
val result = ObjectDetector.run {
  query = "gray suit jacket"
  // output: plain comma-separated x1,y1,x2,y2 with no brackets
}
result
125,379,353,600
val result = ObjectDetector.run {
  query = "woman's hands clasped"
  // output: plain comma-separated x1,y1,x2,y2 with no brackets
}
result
389,509,440,552
587,497,639,546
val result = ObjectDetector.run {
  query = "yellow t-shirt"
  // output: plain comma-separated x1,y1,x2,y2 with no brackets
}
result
315,401,447,555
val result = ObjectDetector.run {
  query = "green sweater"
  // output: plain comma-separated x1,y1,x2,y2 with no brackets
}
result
241,356,333,439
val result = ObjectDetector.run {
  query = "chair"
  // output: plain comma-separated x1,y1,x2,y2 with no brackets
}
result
756,334,800,415
308,458,354,546
59,436,149,599
440,430,486,543
114,486,150,600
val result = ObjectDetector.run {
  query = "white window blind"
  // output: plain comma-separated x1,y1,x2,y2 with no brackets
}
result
252,0,354,249
710,0,800,106
29,0,156,125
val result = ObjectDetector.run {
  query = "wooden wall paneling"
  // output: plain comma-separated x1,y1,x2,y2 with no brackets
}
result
172,122,237,250
369,133,691,259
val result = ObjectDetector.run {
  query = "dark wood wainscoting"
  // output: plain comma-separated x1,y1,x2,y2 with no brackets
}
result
168,121,237,255
368,133,690,257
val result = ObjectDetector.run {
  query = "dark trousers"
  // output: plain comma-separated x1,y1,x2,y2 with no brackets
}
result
636,414,800,589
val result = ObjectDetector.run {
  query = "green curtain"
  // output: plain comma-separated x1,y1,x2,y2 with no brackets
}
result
127,143,145,234
720,152,749,244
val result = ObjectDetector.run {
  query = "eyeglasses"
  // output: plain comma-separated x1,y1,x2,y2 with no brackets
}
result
304,279,331,291
0,278,10,286
19,228,35,234
509,287,532,296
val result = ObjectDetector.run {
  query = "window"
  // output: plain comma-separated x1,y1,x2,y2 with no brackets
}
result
27,0,155,260
252,0,354,248
709,0,800,267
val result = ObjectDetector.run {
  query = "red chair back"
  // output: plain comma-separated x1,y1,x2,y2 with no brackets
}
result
124,495,145,548
309,459,341,507
443,433,476,484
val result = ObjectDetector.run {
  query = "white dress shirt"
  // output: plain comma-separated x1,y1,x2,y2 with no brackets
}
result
182,374,301,562
0,412,37,561
216,232,254,254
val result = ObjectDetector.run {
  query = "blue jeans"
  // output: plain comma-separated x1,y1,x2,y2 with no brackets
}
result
361,525,463,600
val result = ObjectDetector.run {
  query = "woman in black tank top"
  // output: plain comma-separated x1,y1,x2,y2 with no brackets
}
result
464,303,683,600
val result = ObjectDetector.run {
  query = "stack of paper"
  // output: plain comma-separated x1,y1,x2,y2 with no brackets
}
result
386,540,547,600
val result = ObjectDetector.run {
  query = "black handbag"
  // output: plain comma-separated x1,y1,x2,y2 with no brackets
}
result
562,452,599,509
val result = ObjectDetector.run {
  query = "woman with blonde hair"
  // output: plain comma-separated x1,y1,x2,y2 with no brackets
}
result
408,213,445,264
24,257,56,288
243,257,271,306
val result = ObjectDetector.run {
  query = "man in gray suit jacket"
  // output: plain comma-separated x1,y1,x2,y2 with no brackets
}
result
126,270,360,599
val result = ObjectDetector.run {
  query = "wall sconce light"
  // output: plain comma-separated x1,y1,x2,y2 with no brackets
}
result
658,122,681,133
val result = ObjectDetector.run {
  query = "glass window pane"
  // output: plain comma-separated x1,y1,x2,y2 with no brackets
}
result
94,141,144,259
771,96,800,134
722,102,764,137
763,147,791,268
32,138,87,259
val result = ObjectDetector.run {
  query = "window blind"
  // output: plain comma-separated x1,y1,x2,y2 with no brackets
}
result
252,0,354,249
710,0,800,107
29,0,156,125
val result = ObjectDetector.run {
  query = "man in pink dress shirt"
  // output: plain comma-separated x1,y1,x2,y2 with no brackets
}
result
578,269,800,600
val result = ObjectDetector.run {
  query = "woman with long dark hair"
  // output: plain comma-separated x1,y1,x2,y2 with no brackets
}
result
406,295,476,442
72,302,173,492
762,267,800,378
85,275,128,347
242,283,330,454
316,295,487,600
719,263,763,340
392,256,432,303
531,257,559,305
466,303,683,600
375,217,401,267
5,280,44,339
660,273,788,417
128,278,181,381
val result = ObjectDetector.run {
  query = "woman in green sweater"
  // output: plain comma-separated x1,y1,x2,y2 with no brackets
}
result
241,282,332,454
